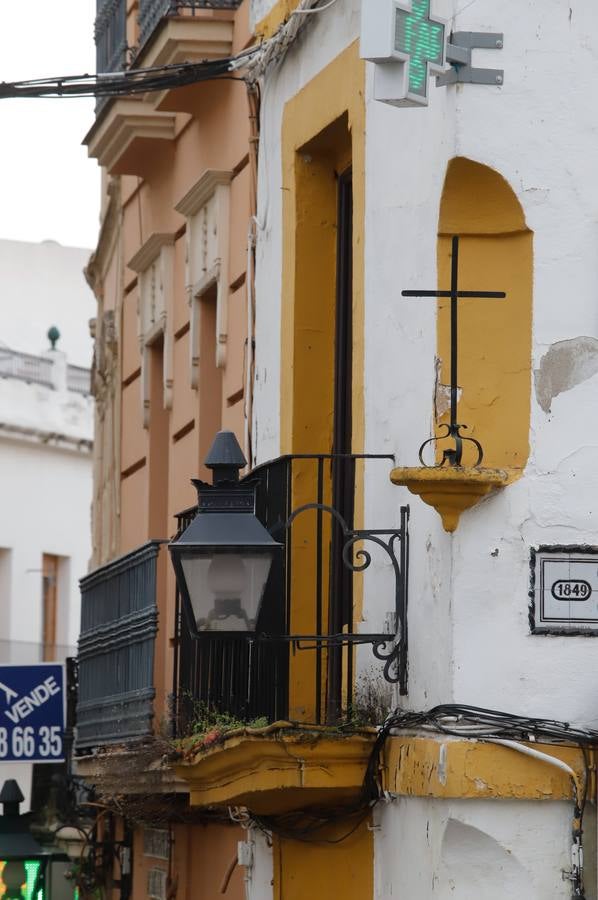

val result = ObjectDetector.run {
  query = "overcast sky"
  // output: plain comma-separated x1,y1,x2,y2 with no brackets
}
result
0,1,100,250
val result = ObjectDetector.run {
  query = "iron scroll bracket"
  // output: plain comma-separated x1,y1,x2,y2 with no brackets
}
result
269,501,410,693
438,32,504,87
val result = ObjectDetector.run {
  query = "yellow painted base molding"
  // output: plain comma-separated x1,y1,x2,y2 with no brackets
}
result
175,723,375,814
384,736,588,801
390,466,512,532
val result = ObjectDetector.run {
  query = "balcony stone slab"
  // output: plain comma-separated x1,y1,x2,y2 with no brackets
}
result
75,743,188,796
175,723,376,814
136,14,236,113
85,99,177,176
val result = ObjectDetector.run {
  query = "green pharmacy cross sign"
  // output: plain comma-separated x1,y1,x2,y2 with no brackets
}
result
360,0,448,107
361,1,505,106
395,0,446,102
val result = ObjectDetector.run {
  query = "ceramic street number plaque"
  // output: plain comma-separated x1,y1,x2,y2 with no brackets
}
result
531,547,598,634
0,663,65,762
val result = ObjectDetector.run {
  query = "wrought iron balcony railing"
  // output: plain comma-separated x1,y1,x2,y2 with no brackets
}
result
173,454,409,735
95,0,128,74
76,541,162,751
138,0,242,55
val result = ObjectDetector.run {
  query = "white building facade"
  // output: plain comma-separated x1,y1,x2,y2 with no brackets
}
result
0,239,94,807
245,0,598,897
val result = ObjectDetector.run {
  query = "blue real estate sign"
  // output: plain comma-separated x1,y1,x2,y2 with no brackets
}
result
0,664,65,763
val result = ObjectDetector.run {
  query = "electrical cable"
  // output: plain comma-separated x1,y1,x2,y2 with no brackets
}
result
251,803,372,845
0,57,247,100
0,0,337,100
291,0,340,13
362,704,596,899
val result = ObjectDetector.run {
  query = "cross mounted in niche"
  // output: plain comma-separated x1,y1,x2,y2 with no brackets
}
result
402,235,506,467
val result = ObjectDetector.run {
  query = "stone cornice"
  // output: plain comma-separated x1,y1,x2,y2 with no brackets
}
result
175,169,233,218
0,422,93,455
128,232,176,273
85,99,176,175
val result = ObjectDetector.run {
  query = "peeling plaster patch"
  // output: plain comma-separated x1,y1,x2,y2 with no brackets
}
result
435,383,462,419
438,744,447,786
534,337,598,412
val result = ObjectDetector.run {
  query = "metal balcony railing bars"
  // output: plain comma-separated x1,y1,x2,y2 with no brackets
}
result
173,454,409,735
76,542,161,750
138,0,242,54
95,0,128,74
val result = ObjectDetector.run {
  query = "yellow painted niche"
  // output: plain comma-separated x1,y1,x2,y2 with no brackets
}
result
392,159,533,531
175,723,376,814
384,736,590,802
437,159,533,473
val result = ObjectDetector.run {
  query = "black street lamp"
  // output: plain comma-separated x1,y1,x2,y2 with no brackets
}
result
0,779,68,900
171,431,410,691
169,431,283,637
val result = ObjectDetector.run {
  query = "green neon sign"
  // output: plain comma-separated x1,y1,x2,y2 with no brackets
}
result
395,0,446,100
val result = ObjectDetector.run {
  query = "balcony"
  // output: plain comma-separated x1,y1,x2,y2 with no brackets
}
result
95,0,128,75
76,541,162,751
88,0,241,168
172,452,409,813
135,0,241,114
173,453,408,729
138,0,243,55
74,453,407,813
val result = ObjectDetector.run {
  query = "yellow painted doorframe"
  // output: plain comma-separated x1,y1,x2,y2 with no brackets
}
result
280,42,367,722
280,40,365,459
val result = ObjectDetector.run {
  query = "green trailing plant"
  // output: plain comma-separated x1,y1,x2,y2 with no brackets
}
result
173,703,269,759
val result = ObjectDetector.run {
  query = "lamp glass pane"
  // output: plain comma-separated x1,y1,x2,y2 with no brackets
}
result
180,550,273,632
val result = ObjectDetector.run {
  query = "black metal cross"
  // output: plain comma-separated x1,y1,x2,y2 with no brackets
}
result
402,235,506,467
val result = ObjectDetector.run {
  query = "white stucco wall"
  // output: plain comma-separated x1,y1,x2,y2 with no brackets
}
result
251,0,598,895
0,239,94,367
0,240,94,809
253,0,598,713
374,797,594,900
